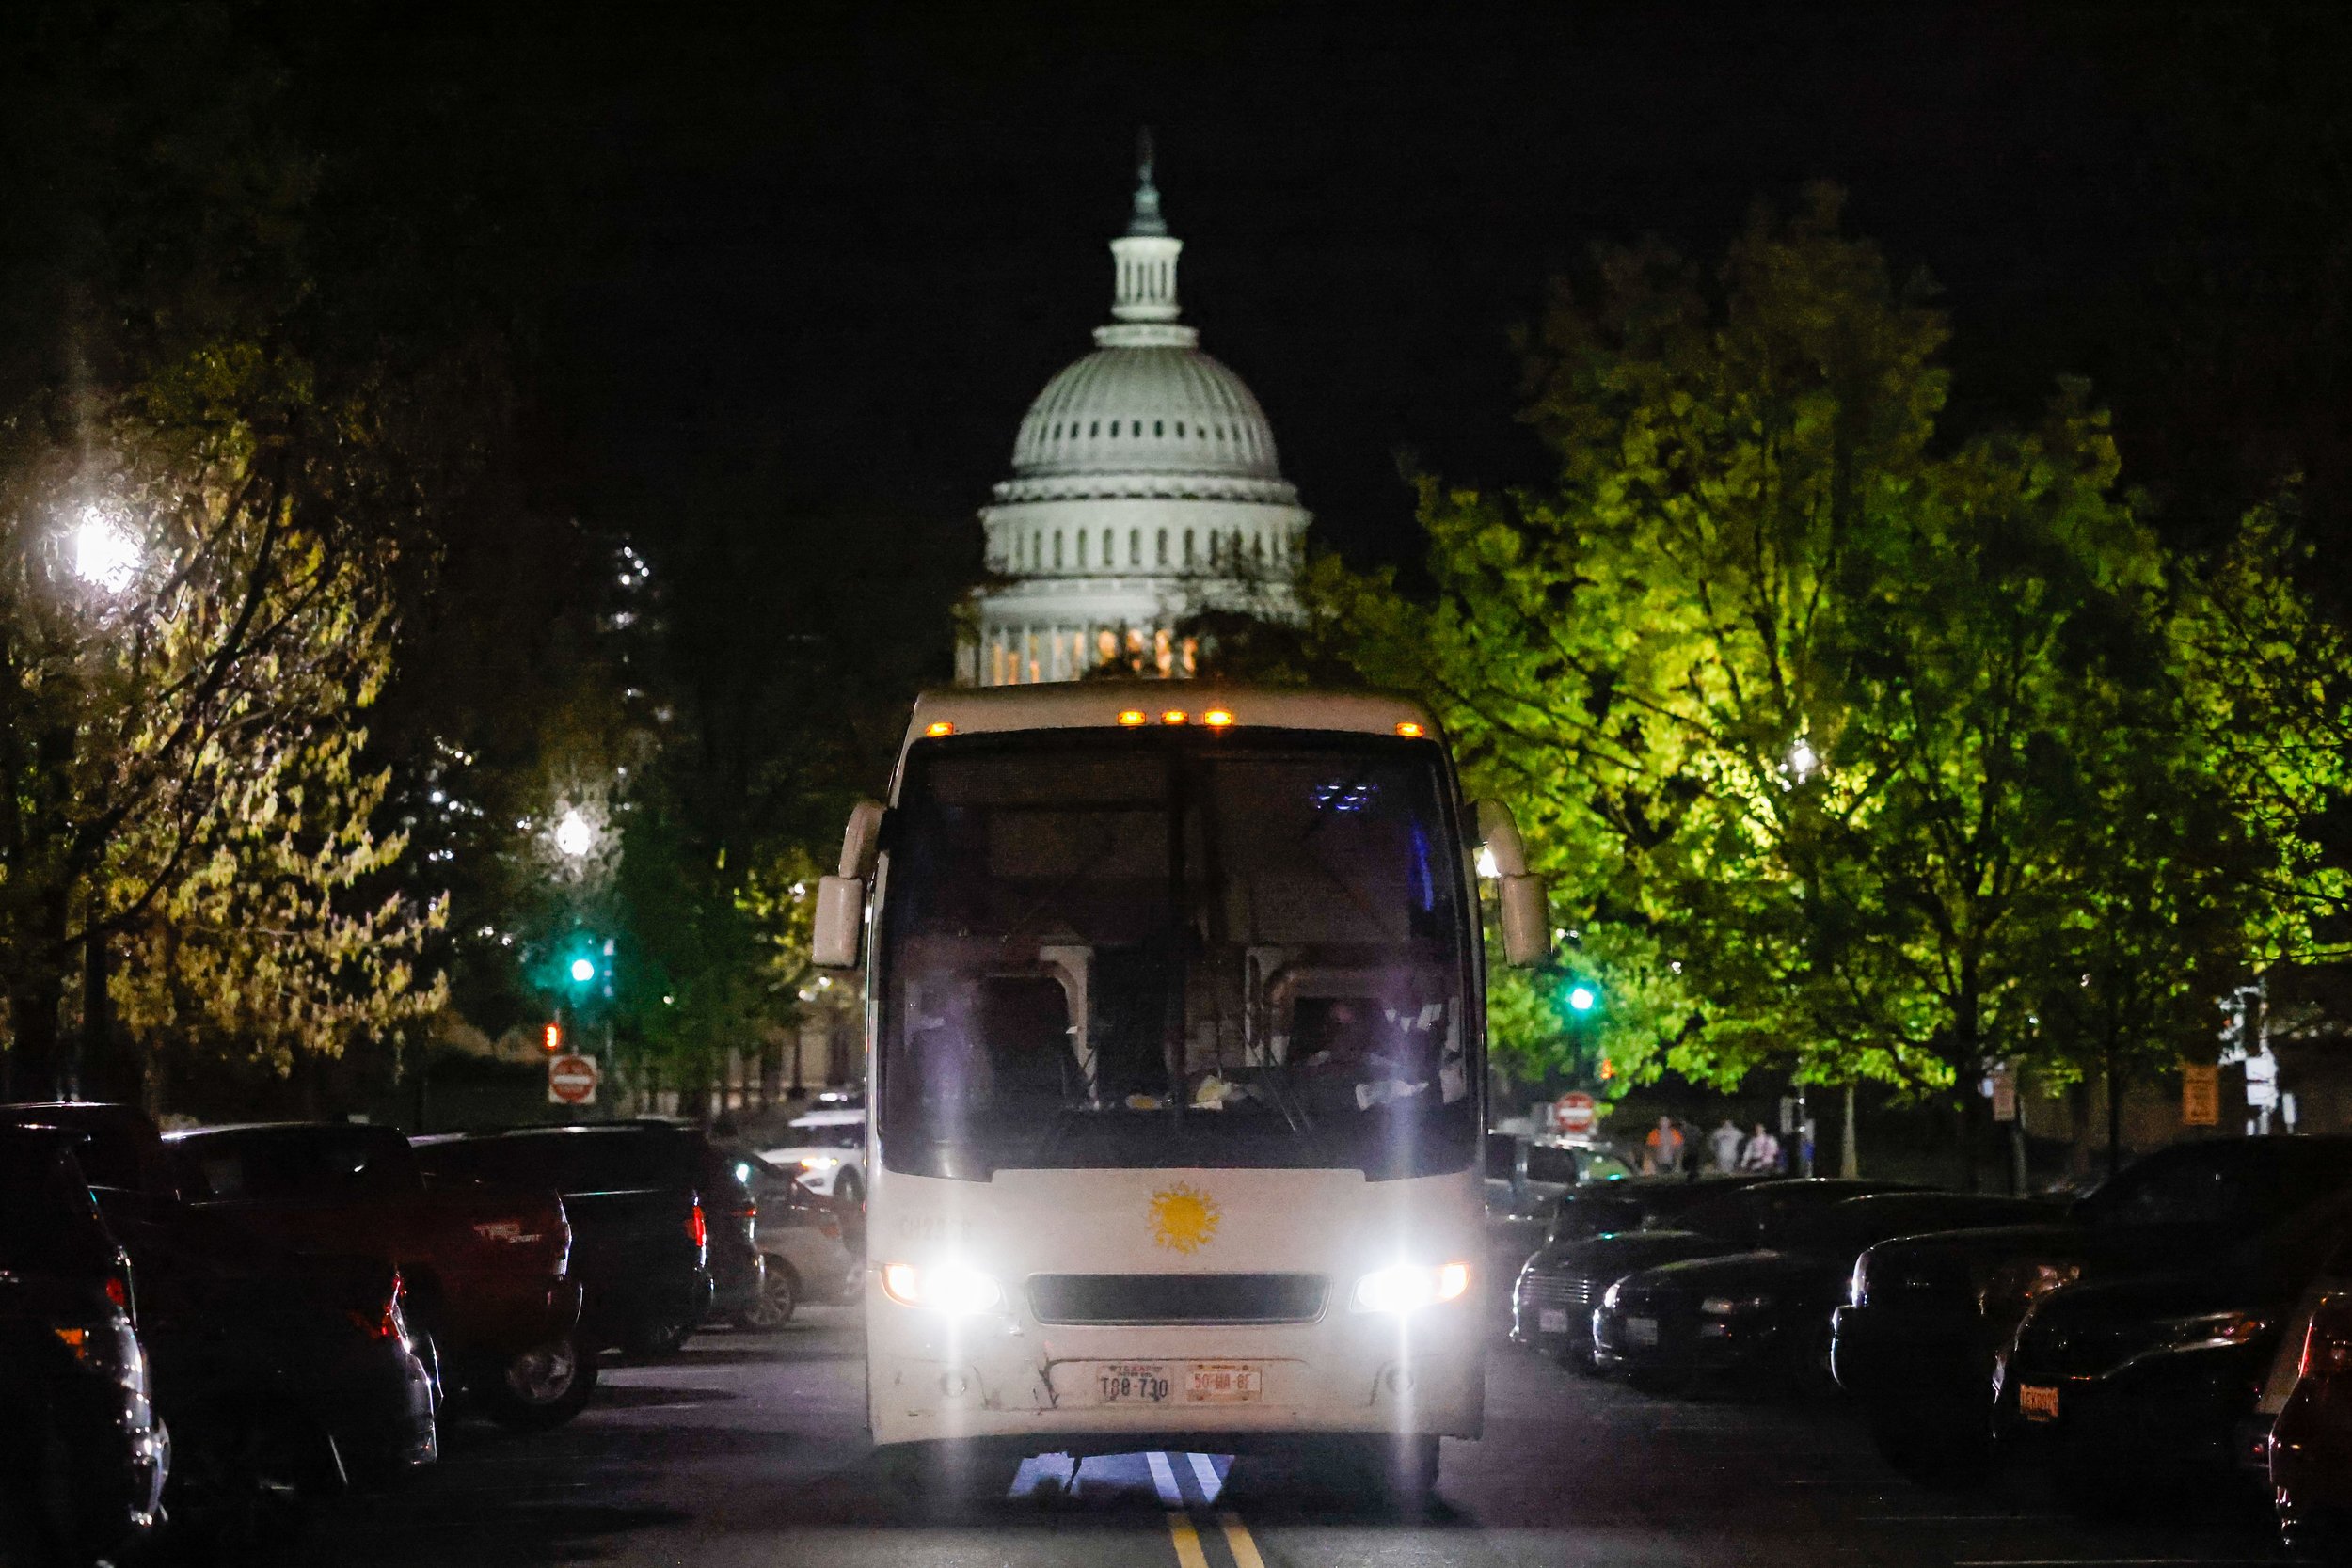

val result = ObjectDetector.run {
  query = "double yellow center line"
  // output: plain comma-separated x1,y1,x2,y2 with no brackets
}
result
1167,1509,1266,1568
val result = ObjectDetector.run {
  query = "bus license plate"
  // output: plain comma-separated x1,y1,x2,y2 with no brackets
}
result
1187,1362,1263,1403
1098,1364,1173,1404
1538,1308,1570,1334
2019,1384,2060,1422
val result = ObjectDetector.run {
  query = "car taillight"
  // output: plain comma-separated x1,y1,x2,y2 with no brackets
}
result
348,1270,405,1341
2302,1298,2352,1377
105,1273,130,1311
687,1200,707,1252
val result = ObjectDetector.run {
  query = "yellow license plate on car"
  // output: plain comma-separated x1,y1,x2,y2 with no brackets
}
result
2018,1383,2059,1422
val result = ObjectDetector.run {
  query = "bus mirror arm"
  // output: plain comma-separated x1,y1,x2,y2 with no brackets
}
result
839,800,886,879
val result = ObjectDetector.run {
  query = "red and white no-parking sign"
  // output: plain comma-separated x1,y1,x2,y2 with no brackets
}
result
1552,1091,1597,1135
548,1053,601,1106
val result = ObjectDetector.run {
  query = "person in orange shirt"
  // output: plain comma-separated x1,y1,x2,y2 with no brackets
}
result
1643,1116,1685,1175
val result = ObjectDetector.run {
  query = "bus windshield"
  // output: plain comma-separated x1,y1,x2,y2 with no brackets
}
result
876,728,1478,1181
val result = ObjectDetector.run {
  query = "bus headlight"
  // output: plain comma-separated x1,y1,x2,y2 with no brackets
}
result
880,1261,1004,1316
1353,1262,1471,1314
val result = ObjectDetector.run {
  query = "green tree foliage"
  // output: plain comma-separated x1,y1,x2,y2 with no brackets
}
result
1314,187,2305,1115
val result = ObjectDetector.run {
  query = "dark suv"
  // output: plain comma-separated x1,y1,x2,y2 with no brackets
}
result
413,1122,756,1356
0,1130,167,1566
1834,1135,2352,1482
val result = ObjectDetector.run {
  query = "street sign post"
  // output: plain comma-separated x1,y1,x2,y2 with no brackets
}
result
548,1053,601,1107
1552,1091,1597,1136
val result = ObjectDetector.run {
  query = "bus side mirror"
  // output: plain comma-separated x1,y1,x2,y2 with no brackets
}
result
814,799,886,971
812,877,864,971
1473,800,1553,967
1499,874,1552,967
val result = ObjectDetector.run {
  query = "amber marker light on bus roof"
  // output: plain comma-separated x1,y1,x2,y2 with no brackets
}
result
1202,708,1235,728
1395,721,1426,737
1161,710,1189,725
1117,709,1148,727
924,721,954,737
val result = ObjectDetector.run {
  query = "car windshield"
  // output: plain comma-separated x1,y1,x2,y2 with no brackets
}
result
416,1130,690,1193
0,1138,106,1273
176,1128,420,1201
1771,1196,2043,1258
2079,1144,2352,1231
876,728,1478,1180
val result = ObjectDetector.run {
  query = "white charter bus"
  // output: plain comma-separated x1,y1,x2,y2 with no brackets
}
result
811,684,1552,1497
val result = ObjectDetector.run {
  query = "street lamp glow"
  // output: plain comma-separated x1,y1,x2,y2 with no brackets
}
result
1567,985,1597,1013
1788,738,1820,782
71,512,139,592
568,957,596,984
554,809,595,859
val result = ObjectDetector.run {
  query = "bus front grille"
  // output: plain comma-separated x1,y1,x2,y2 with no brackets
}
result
1027,1273,1329,1325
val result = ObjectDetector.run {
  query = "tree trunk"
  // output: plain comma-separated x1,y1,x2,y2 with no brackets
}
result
1840,1081,1859,1177
7,971,63,1101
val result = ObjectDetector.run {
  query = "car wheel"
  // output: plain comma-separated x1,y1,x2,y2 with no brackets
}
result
623,1312,699,1358
482,1336,599,1431
737,1259,799,1331
1558,1341,1608,1378
834,1168,864,1209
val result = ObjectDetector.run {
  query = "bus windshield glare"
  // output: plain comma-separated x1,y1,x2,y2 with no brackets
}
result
876,728,1479,1181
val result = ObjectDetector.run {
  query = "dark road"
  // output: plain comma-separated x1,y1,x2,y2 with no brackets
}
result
301,1304,2275,1568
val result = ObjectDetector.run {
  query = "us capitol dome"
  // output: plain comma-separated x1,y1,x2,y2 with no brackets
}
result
958,142,1310,686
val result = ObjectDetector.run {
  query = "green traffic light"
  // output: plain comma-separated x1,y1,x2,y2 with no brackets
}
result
569,957,596,985
1567,984,1597,1013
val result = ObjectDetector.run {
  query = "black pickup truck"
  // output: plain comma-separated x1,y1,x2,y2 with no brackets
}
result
1833,1135,2352,1483
413,1122,757,1357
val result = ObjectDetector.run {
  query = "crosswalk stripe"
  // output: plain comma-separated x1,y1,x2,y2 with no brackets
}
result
1146,1449,1186,1507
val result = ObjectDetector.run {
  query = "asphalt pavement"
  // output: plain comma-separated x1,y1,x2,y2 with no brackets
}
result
281,1297,2295,1568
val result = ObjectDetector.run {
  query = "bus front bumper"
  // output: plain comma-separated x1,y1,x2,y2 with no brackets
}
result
866,1291,1485,1449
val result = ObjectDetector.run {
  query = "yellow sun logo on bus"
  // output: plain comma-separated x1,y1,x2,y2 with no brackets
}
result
1149,1183,1221,1254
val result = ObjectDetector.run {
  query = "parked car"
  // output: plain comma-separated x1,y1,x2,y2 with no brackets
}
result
1997,1196,2352,1505
2270,1289,2352,1555
0,1102,437,1538
0,1130,167,1568
1545,1173,1775,1250
728,1153,858,1329
1514,1177,1916,1371
1592,1192,2050,1394
1484,1131,1635,1220
1834,1135,2352,1485
162,1118,588,1430
761,1108,867,1205
118,1205,435,1542
413,1122,745,1357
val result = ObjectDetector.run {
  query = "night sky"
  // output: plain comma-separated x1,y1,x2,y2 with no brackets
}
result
398,3,2352,583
